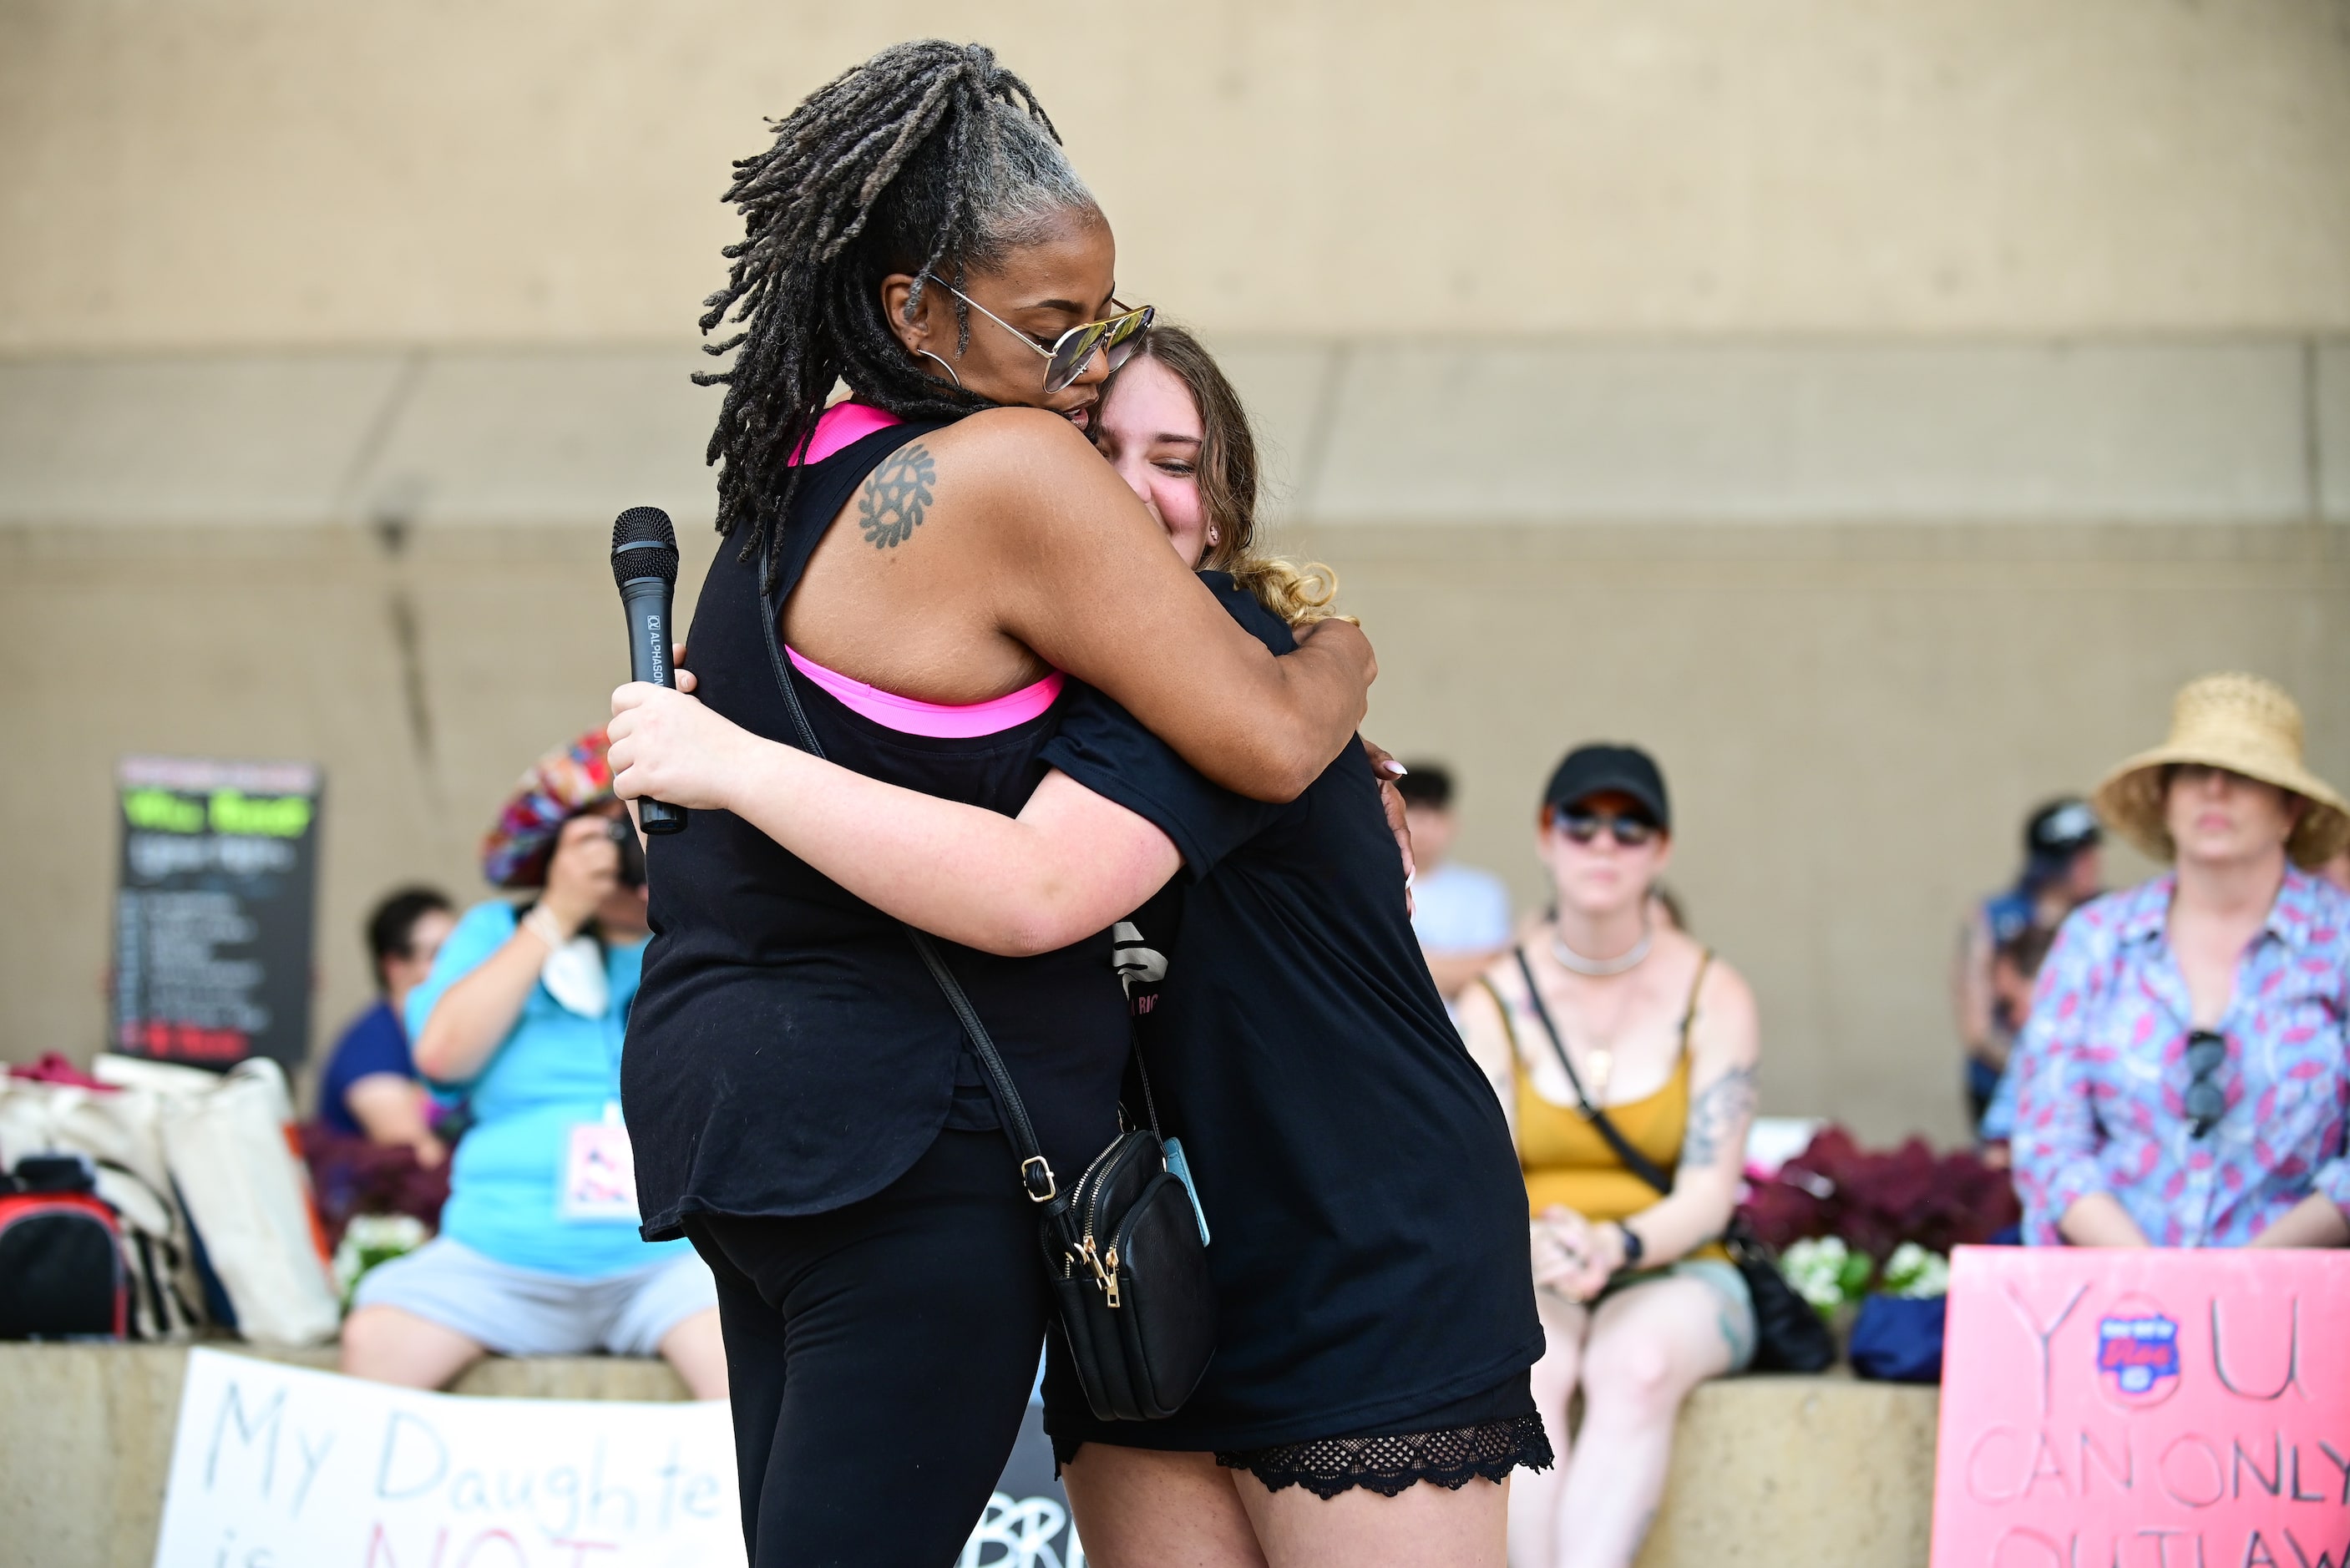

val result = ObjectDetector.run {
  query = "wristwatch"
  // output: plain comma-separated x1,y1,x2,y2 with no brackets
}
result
1613,1222,1646,1272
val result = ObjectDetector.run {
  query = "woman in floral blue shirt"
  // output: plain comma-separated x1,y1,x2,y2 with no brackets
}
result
2013,674,2350,1249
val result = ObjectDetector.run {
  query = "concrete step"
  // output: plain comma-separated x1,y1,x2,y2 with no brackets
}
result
0,1342,1938,1566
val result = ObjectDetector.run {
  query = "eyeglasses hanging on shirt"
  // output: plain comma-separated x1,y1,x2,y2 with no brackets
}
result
2184,1029,2229,1139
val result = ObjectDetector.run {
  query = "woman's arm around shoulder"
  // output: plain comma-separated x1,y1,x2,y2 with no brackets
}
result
610,682,1180,955
959,409,1375,802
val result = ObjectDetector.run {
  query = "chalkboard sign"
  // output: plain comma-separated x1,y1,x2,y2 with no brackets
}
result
111,756,322,1071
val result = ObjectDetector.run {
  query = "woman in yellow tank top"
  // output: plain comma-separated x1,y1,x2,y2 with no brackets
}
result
1455,745,1761,1568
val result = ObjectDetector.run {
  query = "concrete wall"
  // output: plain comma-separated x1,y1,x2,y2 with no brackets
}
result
4,3,2349,1141
3,0,2347,347
0,1343,1941,1567
6,343,2346,1140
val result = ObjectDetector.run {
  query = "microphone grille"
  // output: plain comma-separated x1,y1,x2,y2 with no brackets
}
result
610,506,680,589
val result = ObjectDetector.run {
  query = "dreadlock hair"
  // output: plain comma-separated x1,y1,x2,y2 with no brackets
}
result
695,40,1098,585
1102,324,1353,630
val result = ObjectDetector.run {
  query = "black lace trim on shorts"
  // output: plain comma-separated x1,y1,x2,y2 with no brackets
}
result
1217,1413,1554,1500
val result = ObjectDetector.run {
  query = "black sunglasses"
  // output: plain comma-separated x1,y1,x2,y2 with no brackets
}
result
1557,809,1659,849
2185,1029,2228,1139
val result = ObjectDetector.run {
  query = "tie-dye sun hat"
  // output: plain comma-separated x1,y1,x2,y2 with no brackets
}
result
480,728,616,888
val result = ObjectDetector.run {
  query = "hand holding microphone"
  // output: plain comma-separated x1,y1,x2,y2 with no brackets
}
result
608,678,761,814
610,507,687,834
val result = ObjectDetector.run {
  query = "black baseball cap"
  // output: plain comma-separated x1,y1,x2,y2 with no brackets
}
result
1543,744,1670,832
2025,797,2100,858
2021,797,2100,888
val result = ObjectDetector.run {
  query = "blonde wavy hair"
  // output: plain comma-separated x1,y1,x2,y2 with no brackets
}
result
1105,325,1352,629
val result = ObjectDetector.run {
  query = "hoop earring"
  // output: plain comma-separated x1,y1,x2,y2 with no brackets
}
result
916,350,962,389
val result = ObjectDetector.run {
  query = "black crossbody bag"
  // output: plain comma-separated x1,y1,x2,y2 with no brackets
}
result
756,546,1214,1419
1507,948,1834,1373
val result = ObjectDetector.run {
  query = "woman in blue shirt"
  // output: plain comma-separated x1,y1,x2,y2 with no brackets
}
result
341,737,726,1398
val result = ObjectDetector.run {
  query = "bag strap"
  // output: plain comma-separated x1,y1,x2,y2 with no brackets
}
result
1510,947,1676,1198
755,541,1065,1203
1474,974,1522,1085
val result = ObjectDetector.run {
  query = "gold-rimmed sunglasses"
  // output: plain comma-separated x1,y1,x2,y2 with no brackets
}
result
922,275,1154,394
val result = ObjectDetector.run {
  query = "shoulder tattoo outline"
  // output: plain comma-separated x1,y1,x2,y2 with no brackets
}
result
858,442,937,549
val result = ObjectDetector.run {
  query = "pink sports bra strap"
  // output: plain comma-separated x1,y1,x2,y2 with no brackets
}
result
782,402,1058,736
784,645,1062,739
791,402,905,467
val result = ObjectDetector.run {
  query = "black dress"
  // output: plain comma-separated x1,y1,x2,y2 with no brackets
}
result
1038,575,1549,1497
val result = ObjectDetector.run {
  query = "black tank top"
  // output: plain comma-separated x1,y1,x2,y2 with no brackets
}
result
625,421,1130,1233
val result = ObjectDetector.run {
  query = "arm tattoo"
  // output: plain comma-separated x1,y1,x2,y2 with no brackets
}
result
1679,1063,1757,1171
858,443,936,549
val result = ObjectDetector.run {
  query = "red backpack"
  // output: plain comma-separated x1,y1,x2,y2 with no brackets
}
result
0,1156,129,1339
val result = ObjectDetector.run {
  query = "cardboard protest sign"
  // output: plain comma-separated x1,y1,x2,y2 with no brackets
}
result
113,756,322,1071
154,1349,1087,1567
1931,1246,2350,1567
980,1401,1086,1567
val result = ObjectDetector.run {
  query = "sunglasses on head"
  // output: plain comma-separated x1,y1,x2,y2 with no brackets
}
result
1556,808,1659,849
2185,1029,2228,1139
921,275,1154,394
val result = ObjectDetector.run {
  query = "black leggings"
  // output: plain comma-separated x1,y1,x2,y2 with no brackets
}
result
686,1129,1047,1568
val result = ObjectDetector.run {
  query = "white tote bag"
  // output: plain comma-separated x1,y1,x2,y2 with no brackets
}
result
151,1058,342,1347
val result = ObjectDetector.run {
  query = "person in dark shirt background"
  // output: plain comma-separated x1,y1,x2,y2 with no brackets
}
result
317,886,456,1164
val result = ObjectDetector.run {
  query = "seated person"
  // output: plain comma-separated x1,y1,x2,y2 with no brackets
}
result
1952,798,2102,1128
2012,674,2350,1249
1455,743,1761,1568
317,886,456,1165
1399,762,1514,1004
1973,923,2056,1166
341,731,727,1397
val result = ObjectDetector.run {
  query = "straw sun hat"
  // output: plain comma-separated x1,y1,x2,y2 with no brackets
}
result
2091,674,2350,869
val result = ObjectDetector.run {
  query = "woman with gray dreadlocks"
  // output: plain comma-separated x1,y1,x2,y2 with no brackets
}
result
619,40,1377,1568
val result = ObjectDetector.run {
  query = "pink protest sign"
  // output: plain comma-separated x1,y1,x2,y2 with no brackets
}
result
1931,1246,2350,1568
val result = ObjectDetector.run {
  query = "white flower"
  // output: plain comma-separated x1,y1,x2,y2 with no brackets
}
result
332,1212,430,1300
1880,1242,1950,1299
1779,1236,1851,1313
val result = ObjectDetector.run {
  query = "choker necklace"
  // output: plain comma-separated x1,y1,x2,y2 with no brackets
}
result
1551,918,1653,978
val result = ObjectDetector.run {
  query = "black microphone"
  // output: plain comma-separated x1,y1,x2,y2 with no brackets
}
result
610,506,686,836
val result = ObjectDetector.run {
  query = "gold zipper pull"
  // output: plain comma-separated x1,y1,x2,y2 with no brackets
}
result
1077,1236,1120,1305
